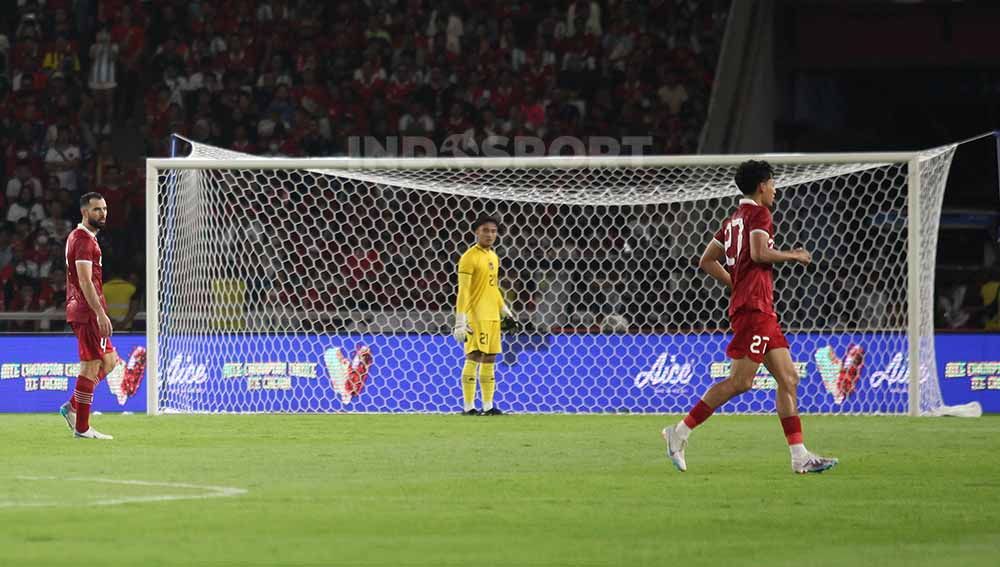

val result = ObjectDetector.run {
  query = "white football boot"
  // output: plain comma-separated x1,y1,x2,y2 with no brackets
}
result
792,452,838,474
661,426,688,472
74,428,114,440
59,402,76,432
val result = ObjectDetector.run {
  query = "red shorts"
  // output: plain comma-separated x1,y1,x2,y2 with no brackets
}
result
70,321,116,362
726,310,789,363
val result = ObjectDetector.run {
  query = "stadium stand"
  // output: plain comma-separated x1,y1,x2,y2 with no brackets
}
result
0,0,729,330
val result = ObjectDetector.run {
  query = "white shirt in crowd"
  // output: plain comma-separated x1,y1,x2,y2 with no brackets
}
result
5,176,43,201
6,200,46,224
44,144,81,192
89,41,119,89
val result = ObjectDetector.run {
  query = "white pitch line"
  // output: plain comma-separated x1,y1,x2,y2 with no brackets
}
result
0,476,247,508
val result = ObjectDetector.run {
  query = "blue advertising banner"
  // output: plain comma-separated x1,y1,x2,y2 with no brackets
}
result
935,333,1000,413
1,332,995,413
0,335,148,414
157,332,912,414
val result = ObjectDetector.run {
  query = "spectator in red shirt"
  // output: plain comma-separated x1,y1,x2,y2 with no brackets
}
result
294,67,328,116
443,101,472,139
491,71,520,119
353,58,387,100
386,63,419,109
616,63,650,108
461,69,493,110
8,283,40,326
519,84,546,132
226,33,255,70
37,267,68,327
231,125,256,154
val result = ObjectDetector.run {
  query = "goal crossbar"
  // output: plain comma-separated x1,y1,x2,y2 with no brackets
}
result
146,151,924,172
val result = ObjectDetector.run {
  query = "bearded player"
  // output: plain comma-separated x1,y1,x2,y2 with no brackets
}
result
452,215,515,415
59,192,117,439
662,160,838,474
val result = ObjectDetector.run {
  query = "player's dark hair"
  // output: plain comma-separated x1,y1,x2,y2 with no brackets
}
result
472,214,500,232
80,192,104,207
734,160,774,195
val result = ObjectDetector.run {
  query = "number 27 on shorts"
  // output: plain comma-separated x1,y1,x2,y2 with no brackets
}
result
750,335,770,354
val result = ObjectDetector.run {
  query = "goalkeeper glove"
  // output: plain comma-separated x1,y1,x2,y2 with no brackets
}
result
500,304,520,333
453,313,473,343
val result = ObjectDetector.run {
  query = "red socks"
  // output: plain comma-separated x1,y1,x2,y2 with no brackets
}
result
683,400,715,429
68,369,106,412
682,400,805,448
780,415,803,445
681,401,804,451
73,377,96,433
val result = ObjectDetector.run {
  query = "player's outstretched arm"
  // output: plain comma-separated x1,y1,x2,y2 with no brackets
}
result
699,241,732,290
749,232,811,266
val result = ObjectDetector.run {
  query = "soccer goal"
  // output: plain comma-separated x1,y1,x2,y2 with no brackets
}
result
144,139,971,416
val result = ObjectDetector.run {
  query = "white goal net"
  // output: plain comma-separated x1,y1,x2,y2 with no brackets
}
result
145,141,959,415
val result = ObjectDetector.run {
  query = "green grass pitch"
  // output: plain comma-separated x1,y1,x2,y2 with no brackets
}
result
2,414,998,566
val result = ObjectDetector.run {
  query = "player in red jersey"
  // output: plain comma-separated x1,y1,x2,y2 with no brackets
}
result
662,160,838,474
59,192,117,439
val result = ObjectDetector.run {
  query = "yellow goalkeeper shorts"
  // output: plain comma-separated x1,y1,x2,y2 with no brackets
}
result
466,319,502,355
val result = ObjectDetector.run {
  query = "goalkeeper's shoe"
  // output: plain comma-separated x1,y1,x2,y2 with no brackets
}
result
462,409,481,416
74,427,114,440
482,407,504,416
59,402,76,432
661,426,688,472
792,452,838,474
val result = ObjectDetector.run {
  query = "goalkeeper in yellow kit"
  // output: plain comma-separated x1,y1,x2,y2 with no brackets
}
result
452,214,516,415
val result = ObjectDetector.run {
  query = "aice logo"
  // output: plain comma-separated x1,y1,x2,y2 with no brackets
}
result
635,353,694,388
165,354,208,385
871,353,908,388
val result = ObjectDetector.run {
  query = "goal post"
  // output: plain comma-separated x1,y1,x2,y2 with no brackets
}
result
145,163,161,416
906,157,923,416
144,141,966,416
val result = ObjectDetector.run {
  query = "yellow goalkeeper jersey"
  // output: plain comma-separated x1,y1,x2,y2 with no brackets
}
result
456,244,505,322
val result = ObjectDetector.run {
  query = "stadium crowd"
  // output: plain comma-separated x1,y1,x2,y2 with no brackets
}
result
7,0,993,334
0,0,732,331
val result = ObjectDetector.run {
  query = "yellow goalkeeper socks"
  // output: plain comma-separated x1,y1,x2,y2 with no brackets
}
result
480,362,496,411
461,359,478,412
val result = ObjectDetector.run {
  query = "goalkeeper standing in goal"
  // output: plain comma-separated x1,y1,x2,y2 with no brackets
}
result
452,215,515,415
662,160,838,474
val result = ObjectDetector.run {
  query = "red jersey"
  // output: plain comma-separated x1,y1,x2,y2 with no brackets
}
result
65,224,108,323
713,198,776,316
